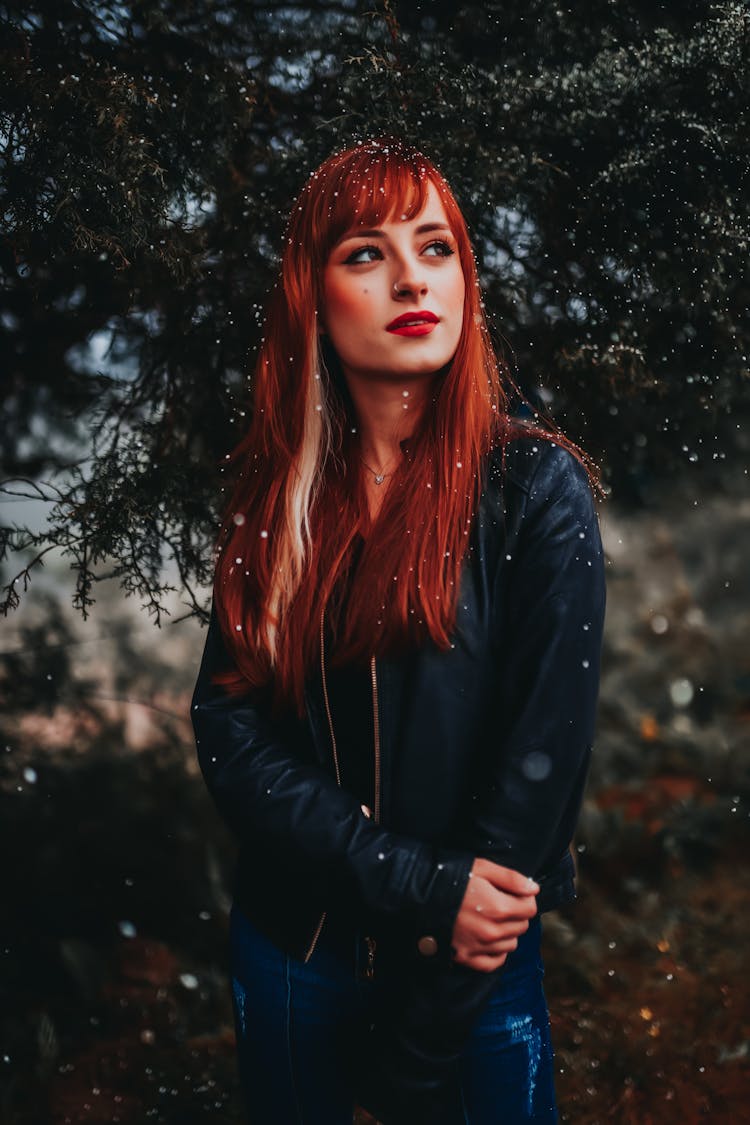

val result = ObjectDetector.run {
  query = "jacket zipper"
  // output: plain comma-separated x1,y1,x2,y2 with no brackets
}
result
362,654,381,979
303,605,340,963
369,655,382,824
303,604,381,975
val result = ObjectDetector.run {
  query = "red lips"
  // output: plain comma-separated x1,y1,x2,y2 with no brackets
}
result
386,310,439,330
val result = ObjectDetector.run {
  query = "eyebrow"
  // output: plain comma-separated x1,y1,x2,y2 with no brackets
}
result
336,222,453,246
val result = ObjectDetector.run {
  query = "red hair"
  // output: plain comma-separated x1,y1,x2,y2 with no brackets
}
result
212,136,598,717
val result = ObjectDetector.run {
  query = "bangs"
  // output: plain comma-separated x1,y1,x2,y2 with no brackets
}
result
308,140,458,267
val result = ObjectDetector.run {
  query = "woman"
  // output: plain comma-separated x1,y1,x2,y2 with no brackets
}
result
191,136,606,1124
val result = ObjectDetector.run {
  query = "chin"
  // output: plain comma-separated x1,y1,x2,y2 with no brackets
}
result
402,354,454,375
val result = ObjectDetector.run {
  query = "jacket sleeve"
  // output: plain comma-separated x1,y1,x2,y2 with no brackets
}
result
190,602,475,946
354,444,607,1125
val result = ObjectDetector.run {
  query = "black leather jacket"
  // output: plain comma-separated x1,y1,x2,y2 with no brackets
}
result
191,436,606,1124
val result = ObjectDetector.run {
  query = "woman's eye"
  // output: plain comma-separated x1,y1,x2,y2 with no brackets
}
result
344,244,382,264
424,240,455,257
343,239,455,265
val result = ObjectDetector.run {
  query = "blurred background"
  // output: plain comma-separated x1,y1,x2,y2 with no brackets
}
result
1,1,748,1122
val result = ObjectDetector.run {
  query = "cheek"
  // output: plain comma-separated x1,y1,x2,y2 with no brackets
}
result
325,277,372,324
447,273,466,333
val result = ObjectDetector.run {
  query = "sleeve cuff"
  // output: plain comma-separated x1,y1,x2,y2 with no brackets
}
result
389,847,475,969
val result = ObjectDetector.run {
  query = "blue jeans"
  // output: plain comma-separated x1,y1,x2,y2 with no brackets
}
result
229,902,558,1124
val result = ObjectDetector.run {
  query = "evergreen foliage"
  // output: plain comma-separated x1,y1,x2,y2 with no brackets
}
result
1,0,748,619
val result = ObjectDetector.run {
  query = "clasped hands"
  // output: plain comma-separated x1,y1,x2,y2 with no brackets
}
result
449,856,540,972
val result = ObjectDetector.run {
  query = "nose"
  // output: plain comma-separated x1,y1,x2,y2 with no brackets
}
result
392,269,428,300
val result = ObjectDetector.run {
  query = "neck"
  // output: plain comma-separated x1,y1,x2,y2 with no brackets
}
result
343,369,436,471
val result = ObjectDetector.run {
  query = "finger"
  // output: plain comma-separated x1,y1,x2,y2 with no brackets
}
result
455,899,533,946
465,880,536,917
464,952,510,973
487,890,538,919
480,862,540,897
451,945,506,971
472,919,529,946
452,933,519,963
486,936,519,954
470,937,519,958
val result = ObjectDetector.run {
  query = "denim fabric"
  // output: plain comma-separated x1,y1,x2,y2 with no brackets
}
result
228,902,558,1124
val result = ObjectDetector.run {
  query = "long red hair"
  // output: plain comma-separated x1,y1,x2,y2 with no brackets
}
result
213,136,598,717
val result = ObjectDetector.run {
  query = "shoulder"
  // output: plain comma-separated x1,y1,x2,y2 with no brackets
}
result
481,433,605,593
485,431,594,511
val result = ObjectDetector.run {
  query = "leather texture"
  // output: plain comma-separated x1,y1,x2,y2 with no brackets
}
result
191,435,607,1123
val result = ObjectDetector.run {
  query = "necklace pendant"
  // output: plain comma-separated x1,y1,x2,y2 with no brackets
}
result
374,474,385,485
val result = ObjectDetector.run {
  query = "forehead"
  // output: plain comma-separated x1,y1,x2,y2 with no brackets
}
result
335,180,452,243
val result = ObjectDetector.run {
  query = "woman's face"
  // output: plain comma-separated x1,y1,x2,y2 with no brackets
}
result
320,179,466,385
